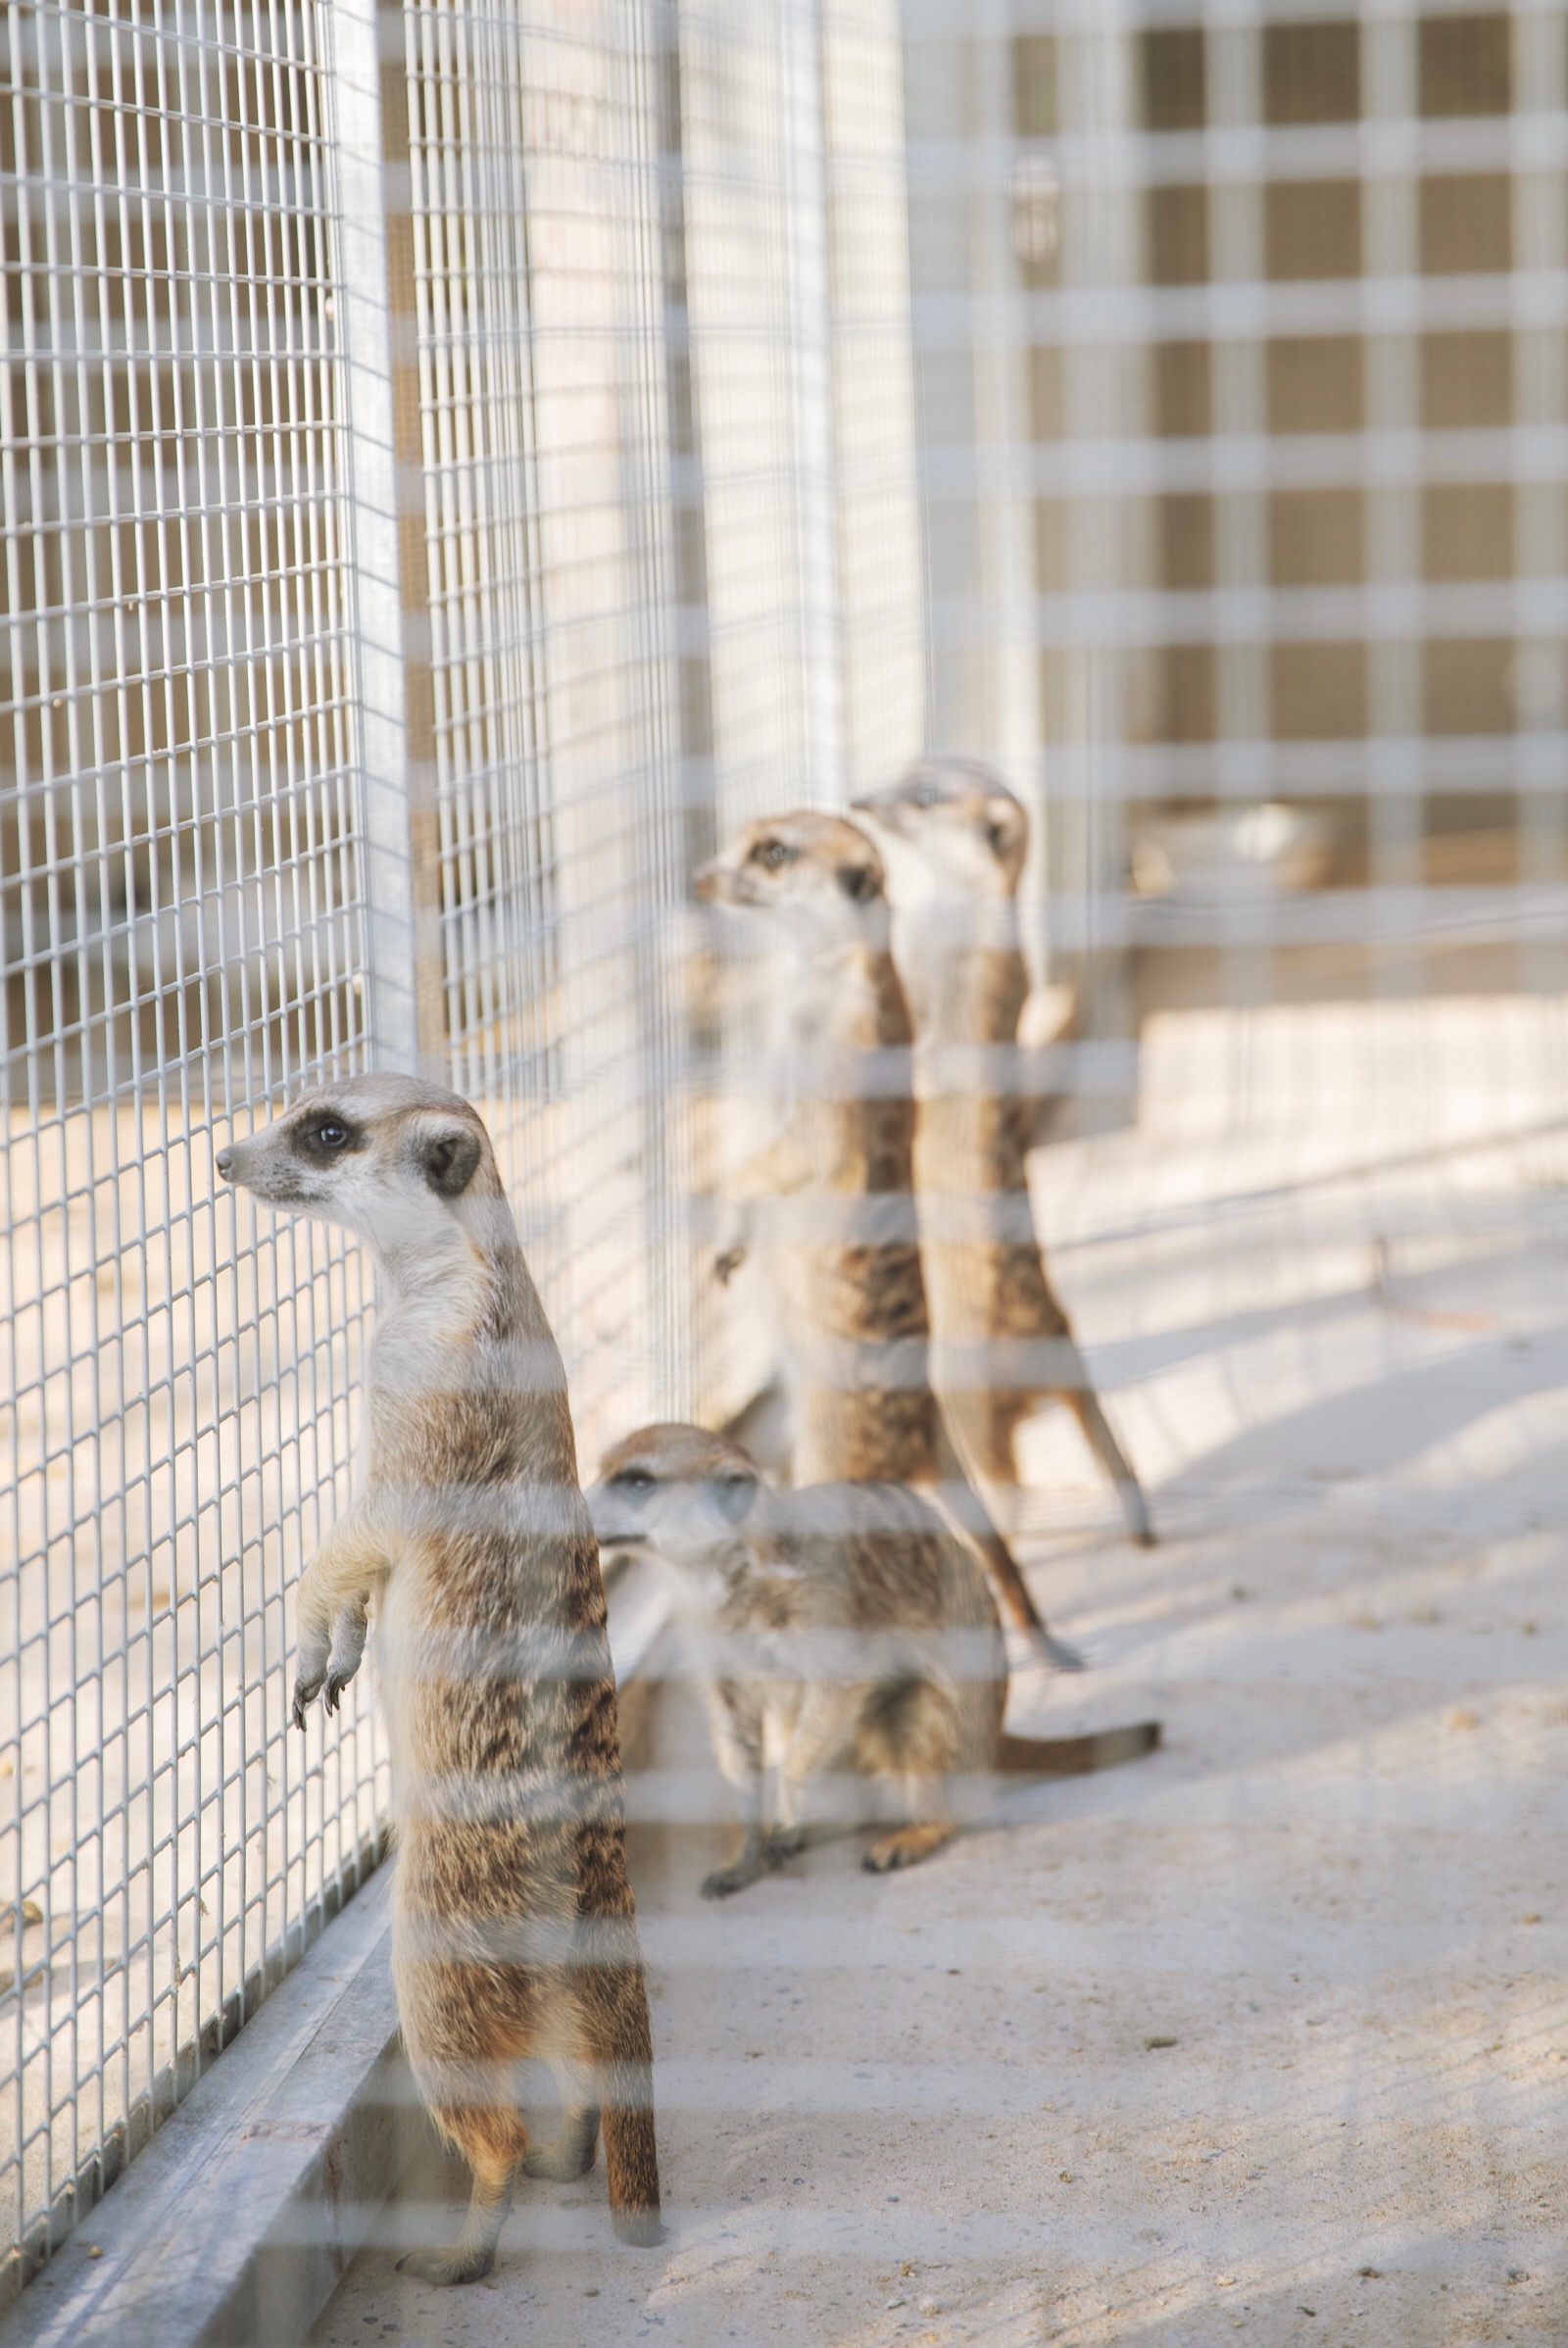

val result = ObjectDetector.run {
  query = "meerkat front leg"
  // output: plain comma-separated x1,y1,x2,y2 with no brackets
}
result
291,1508,390,1729
714,1128,812,1285
770,1685,863,1869
701,1687,767,1900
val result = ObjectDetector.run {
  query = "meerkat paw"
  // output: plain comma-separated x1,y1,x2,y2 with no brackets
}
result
612,2205,667,2247
713,1245,746,1286
761,1826,807,1870
701,1861,759,1900
863,1823,954,1873
1009,1623,1086,1674
1041,1629,1086,1672
396,2243,496,2287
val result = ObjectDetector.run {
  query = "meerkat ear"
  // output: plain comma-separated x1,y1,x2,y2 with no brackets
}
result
417,1121,483,1198
988,804,1026,860
837,857,879,904
707,1469,759,1525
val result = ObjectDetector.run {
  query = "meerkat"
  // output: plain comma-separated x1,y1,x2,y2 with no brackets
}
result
853,759,1153,1546
216,1075,662,2284
586,1424,1158,1894
695,808,1078,1671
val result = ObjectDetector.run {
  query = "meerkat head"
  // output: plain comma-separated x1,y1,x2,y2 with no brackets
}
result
693,810,887,949
853,758,1028,899
586,1423,760,1575
215,1072,504,1257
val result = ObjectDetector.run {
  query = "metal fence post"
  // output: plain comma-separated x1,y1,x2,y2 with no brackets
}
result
328,0,446,1082
780,0,844,807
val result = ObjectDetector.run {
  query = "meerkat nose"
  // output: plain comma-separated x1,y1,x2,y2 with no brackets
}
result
215,1146,235,1180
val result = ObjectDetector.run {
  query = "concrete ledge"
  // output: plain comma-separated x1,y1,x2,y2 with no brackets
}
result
0,1867,408,2348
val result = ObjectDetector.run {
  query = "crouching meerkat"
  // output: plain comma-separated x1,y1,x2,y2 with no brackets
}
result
216,1075,662,2282
695,809,1079,1671
586,1424,1159,1895
853,759,1153,1546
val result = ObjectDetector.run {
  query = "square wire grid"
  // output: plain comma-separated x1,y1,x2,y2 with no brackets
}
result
0,0,382,2299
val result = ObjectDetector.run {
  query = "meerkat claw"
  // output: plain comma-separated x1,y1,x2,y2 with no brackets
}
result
323,1671,351,1714
291,1677,321,1731
713,1246,746,1286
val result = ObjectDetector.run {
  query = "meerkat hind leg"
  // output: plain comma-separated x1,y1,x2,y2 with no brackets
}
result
397,2105,527,2286
930,1405,1084,1671
1058,1385,1154,1546
523,2062,601,2180
860,1686,960,1873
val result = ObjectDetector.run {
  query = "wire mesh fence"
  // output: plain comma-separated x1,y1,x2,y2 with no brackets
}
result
0,0,385,2299
4,0,1568,2331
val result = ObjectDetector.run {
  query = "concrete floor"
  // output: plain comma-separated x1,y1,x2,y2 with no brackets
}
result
310,999,1568,2348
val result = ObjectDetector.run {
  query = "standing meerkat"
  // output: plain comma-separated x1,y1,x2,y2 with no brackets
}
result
585,1424,1158,1895
695,809,1078,1670
216,1075,662,2284
854,759,1153,1546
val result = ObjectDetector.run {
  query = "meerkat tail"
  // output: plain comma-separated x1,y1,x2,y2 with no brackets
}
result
596,2033,665,2246
995,1721,1160,1776
577,1954,663,2244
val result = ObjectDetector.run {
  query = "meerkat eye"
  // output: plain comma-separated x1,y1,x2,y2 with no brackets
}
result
613,1469,655,1494
314,1119,349,1149
912,782,940,807
751,839,796,870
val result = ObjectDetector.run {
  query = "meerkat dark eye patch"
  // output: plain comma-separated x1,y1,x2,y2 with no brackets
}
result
611,1469,656,1494
294,1113,363,1158
419,1124,482,1198
707,1470,758,1524
837,859,879,904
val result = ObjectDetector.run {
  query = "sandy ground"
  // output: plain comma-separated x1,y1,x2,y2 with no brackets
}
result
309,1000,1568,2348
